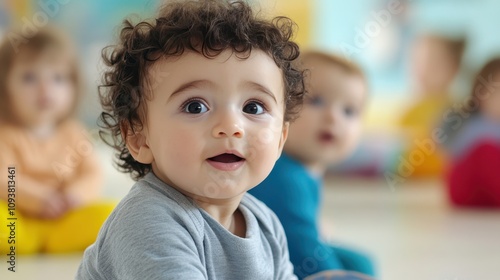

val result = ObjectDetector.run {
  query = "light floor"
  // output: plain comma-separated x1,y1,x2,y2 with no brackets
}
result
321,176,500,280
1,147,499,280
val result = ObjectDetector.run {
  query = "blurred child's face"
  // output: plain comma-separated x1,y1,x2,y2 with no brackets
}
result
412,36,459,94
6,52,75,127
284,60,365,169
480,72,500,122
132,50,288,201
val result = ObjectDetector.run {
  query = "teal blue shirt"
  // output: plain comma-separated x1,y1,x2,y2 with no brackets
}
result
249,153,340,278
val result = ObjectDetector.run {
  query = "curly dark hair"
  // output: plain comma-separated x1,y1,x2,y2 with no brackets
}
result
99,0,306,180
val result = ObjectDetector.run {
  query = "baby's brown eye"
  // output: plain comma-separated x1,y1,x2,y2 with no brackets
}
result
344,106,358,117
243,102,265,115
307,95,324,107
22,72,36,84
184,101,208,114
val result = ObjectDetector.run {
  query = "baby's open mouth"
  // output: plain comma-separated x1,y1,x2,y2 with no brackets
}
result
208,153,244,163
319,132,336,143
207,153,245,171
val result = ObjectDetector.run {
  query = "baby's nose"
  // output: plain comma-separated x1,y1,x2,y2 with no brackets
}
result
212,111,244,138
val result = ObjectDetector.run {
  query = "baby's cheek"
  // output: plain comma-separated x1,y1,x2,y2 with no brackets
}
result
169,140,197,166
61,86,75,107
344,124,362,150
154,131,194,168
252,150,276,185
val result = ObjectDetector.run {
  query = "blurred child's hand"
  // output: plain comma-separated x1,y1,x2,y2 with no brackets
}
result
63,191,84,210
39,191,70,219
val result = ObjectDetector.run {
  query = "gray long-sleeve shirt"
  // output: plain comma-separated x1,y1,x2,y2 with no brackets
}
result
76,172,297,280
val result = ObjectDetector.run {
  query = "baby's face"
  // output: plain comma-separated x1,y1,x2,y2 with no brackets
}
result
7,53,75,127
480,72,500,122
285,59,365,167
135,50,288,200
411,36,458,93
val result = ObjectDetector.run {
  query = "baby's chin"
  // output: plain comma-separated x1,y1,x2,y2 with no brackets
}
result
311,146,351,166
18,114,59,128
188,181,252,201
484,112,500,123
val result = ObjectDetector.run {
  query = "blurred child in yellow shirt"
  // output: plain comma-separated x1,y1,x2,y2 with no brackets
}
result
0,27,114,254
399,33,465,177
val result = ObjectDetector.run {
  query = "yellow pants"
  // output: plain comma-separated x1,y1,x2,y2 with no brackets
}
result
0,201,115,254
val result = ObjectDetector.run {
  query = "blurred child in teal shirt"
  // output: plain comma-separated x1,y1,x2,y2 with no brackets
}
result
249,51,375,279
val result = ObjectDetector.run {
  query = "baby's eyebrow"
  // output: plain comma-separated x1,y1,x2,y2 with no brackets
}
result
167,79,213,102
242,81,277,104
166,79,278,104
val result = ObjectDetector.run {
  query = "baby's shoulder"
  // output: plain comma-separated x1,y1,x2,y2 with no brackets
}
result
105,178,204,237
57,119,92,142
0,123,23,145
0,124,29,157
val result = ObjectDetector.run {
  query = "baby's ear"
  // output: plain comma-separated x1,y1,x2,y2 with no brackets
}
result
277,122,289,158
121,123,154,164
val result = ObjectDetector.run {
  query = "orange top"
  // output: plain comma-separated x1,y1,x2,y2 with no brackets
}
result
0,120,102,215
398,95,450,177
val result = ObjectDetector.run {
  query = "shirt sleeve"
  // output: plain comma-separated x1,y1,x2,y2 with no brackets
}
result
0,138,14,201
77,197,207,280
269,210,299,280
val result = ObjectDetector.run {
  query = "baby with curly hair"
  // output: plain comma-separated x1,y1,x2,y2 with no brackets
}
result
77,1,305,279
